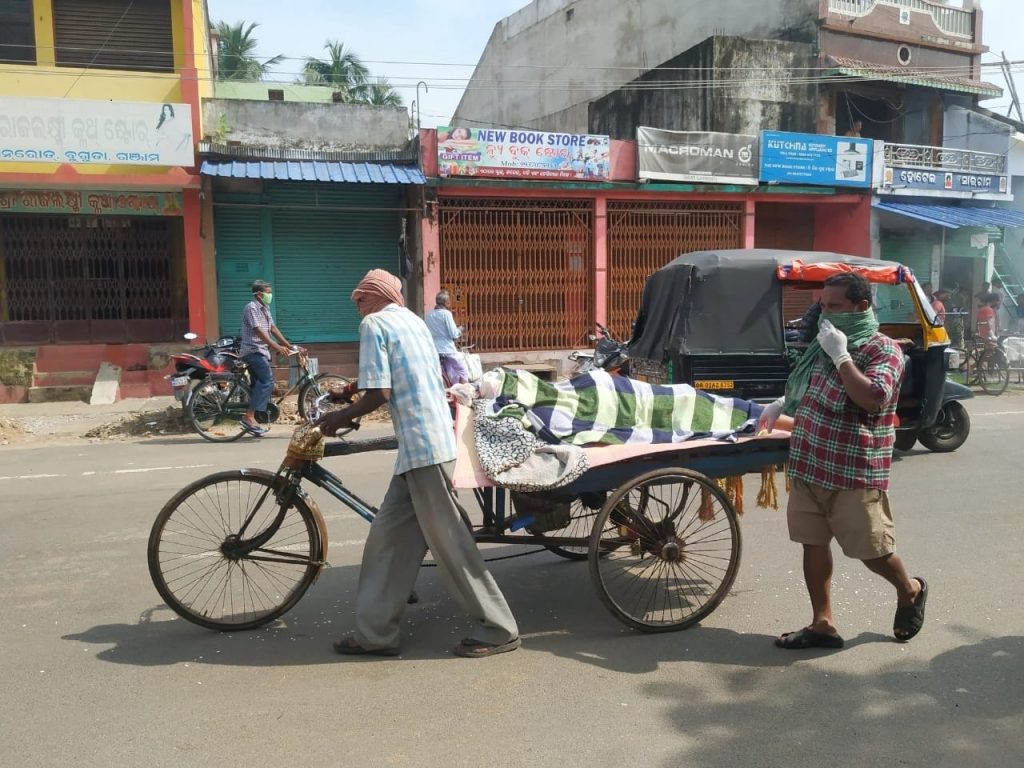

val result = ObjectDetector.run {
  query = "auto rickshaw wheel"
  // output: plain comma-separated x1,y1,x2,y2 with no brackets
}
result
893,430,918,452
918,401,970,453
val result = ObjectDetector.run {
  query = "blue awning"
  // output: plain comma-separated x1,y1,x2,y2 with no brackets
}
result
874,201,1024,229
200,160,424,185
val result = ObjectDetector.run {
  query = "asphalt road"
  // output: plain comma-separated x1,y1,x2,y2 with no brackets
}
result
1,401,1021,768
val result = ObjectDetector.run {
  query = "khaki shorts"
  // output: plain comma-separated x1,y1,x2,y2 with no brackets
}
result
787,478,895,560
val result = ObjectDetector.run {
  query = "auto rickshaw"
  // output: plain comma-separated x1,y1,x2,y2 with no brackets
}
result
627,249,972,452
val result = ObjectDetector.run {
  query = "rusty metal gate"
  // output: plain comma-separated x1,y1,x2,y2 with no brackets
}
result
606,202,743,338
438,198,593,352
0,214,188,345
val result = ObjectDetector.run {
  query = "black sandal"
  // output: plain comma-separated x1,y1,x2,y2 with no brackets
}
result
775,627,845,650
893,576,928,642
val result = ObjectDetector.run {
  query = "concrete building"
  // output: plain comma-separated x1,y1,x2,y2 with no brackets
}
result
197,83,423,378
454,0,820,134
0,0,214,402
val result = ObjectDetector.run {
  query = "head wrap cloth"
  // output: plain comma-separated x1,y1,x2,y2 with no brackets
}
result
352,269,404,314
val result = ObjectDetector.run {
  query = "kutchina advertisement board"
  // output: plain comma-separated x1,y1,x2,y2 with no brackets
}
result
437,126,610,181
637,127,758,185
759,130,873,188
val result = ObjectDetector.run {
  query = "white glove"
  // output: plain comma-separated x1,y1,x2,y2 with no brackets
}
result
817,319,852,367
757,396,785,434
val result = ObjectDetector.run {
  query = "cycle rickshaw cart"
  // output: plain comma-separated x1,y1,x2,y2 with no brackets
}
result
148,402,789,635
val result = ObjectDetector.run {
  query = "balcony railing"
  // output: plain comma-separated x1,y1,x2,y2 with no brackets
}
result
828,0,974,40
884,142,1006,174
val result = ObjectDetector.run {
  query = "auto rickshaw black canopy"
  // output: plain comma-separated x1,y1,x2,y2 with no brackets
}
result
627,249,907,360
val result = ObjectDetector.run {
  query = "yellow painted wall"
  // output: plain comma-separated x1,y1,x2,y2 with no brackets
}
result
192,0,215,102
2,0,203,178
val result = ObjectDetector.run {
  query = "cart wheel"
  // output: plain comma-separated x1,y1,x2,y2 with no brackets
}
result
532,496,605,561
588,468,741,633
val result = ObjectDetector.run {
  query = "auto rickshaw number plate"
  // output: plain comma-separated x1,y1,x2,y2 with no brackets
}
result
694,380,735,391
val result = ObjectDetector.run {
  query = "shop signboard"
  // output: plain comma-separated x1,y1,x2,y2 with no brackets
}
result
637,127,758,185
0,189,184,216
882,166,1009,195
437,125,610,181
759,130,873,188
0,97,194,167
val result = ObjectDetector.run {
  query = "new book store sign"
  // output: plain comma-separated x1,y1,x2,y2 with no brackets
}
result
0,97,194,167
437,126,610,181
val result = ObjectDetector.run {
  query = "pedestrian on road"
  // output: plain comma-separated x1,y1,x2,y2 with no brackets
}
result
315,269,520,659
426,289,469,385
758,272,928,649
239,280,299,436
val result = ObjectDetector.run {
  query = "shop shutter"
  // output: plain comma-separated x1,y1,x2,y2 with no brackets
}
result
880,237,933,284
53,0,174,72
214,207,265,338
268,184,401,343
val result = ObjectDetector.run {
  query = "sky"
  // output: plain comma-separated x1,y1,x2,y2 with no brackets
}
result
206,0,1024,128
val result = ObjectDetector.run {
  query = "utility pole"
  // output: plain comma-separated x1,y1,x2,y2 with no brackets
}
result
1000,51,1022,122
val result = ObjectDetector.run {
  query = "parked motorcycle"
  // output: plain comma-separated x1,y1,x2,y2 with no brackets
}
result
166,332,240,408
568,323,630,376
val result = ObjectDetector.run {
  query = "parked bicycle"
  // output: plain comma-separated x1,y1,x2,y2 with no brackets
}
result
185,350,352,442
950,337,1010,396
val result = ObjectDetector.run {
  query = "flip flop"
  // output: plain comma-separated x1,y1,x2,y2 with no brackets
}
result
452,637,521,658
893,576,929,643
775,627,845,650
239,420,267,437
332,635,400,657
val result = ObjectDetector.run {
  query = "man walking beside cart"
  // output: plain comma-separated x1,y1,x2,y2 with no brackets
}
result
316,269,520,658
759,272,928,649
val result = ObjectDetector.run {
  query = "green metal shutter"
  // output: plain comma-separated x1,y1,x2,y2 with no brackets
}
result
881,237,933,283
214,207,266,338
268,183,402,343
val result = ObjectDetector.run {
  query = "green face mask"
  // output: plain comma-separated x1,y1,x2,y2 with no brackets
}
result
820,308,877,337
259,292,273,306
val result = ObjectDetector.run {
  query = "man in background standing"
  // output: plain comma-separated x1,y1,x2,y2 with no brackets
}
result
426,289,469,385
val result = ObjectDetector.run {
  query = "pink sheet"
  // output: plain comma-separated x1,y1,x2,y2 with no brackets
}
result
450,403,789,490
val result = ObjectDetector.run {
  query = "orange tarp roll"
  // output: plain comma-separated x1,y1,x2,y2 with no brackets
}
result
777,260,905,285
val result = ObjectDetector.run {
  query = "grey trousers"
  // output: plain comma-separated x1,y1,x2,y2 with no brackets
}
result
354,461,519,651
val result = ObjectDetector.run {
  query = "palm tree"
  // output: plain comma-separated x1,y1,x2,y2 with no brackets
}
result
302,41,369,102
215,21,284,81
361,78,404,107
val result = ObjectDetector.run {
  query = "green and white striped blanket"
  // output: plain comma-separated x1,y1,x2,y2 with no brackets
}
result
480,369,764,446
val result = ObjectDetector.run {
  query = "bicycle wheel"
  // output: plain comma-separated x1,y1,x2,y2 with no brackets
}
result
297,373,356,431
148,470,324,631
589,468,741,633
187,379,249,442
977,348,1010,396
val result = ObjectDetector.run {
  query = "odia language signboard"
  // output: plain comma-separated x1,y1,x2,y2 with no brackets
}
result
437,126,610,180
637,127,758,185
0,97,194,167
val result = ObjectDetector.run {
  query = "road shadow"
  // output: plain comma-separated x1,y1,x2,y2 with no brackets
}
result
63,552,907,672
643,633,1024,768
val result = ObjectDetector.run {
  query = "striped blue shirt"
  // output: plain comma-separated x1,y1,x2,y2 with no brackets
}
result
357,305,456,475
